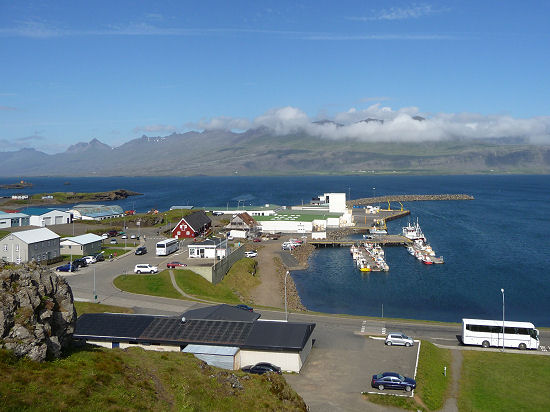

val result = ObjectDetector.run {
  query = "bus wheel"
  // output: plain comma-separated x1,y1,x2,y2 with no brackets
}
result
519,343,526,350
482,340,490,348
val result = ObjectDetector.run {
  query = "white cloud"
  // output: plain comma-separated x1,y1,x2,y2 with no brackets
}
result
351,4,440,22
192,104,550,144
132,124,177,134
188,116,251,131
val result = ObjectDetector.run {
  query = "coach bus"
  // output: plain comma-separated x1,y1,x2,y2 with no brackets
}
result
156,239,179,256
462,318,539,350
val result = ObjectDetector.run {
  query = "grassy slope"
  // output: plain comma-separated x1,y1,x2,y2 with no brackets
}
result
74,301,134,315
459,351,550,411
0,347,307,411
113,259,259,305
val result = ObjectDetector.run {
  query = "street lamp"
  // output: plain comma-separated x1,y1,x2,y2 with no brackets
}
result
284,271,290,321
501,288,505,351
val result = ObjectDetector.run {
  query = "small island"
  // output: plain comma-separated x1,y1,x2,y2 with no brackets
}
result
1,189,142,206
0,180,33,189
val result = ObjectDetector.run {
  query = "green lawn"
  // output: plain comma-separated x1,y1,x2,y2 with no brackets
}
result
459,351,550,411
74,301,133,316
0,230,10,239
173,270,242,304
113,271,184,300
0,347,307,411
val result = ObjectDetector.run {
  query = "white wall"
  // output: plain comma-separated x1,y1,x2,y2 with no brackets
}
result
327,193,347,213
259,220,313,234
229,230,247,239
87,340,181,352
239,349,302,373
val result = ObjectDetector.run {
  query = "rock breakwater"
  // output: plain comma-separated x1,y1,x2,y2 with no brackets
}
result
348,193,474,207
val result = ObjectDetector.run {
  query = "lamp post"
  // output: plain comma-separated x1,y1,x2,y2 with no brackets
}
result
501,288,505,352
284,271,290,321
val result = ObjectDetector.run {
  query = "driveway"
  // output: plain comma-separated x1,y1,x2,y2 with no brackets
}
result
285,319,417,412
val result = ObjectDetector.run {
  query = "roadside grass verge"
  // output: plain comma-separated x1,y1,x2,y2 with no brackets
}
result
74,301,134,316
415,341,451,410
113,271,184,300
365,341,451,411
101,247,129,257
458,351,550,411
0,230,10,239
0,347,307,411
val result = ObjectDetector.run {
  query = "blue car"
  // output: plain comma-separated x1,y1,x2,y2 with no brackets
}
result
56,264,77,272
235,304,253,312
371,372,416,392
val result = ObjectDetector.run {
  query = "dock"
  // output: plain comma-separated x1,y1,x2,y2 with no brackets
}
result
310,235,412,248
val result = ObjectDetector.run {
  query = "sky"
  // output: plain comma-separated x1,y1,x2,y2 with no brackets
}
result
1,0,550,153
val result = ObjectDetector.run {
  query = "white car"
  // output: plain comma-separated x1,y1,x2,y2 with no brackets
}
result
134,264,159,274
245,251,257,258
385,332,414,347
82,256,96,264
130,234,136,239
101,234,108,240
121,234,128,239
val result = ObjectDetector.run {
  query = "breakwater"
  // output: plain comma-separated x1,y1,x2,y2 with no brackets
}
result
347,193,474,207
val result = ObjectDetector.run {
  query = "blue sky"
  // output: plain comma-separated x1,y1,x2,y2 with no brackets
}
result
1,0,549,153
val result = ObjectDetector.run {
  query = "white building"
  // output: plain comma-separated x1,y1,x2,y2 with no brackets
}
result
69,204,124,220
0,212,30,228
0,227,60,264
74,304,316,373
60,233,103,256
20,208,73,227
188,238,228,259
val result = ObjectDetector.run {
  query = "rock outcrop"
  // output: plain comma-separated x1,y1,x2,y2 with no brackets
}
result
0,262,76,361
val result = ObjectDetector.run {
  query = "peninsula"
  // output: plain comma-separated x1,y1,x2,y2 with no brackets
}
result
0,189,142,207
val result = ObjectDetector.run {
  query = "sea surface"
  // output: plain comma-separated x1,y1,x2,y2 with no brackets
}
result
1,175,549,325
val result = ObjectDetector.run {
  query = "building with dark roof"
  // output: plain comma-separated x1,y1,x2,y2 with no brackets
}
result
74,304,315,372
171,211,212,239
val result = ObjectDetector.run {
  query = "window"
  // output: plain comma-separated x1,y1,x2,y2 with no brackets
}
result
34,244,38,250
2,244,6,252
15,245,19,252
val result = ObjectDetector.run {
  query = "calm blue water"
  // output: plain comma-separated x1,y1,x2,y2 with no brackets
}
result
2,175,549,325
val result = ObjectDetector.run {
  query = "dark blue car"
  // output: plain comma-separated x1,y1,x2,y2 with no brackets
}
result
371,372,416,392
56,264,77,272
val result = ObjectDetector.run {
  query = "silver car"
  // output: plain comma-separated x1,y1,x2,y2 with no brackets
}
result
385,332,414,347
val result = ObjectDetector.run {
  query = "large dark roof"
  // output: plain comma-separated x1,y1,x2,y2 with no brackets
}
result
183,304,260,322
74,306,315,352
182,210,211,232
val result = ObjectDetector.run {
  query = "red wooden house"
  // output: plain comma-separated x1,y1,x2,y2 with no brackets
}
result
171,210,212,239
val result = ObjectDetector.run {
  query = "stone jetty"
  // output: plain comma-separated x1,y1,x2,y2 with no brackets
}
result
347,193,474,207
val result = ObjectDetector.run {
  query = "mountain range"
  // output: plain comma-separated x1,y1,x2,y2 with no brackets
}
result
1,125,550,176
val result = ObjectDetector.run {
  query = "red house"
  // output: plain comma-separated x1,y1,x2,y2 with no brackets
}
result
171,210,212,239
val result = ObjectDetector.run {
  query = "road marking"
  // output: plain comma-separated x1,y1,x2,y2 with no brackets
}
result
361,320,366,333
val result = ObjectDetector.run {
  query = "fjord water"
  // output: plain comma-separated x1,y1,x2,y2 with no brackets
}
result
2,175,549,325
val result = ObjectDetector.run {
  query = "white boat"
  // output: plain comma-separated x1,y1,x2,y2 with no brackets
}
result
402,218,426,241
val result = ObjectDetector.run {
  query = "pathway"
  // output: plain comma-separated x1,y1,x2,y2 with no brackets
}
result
440,349,462,412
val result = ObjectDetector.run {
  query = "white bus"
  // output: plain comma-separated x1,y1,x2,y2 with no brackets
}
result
156,239,179,256
462,318,539,350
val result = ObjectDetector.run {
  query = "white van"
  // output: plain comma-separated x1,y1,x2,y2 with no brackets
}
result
134,264,159,274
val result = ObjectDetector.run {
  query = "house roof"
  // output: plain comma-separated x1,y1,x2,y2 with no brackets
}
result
235,212,257,226
74,305,315,352
188,237,225,248
183,304,260,322
72,204,123,218
8,227,59,244
180,211,211,232
0,213,29,219
61,233,103,245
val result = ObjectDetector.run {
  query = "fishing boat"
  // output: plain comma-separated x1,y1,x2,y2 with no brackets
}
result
402,218,426,241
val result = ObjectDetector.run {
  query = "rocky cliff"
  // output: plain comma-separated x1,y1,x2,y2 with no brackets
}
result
0,262,76,361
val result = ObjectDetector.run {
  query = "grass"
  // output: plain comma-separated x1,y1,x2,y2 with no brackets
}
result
113,271,184,300
365,341,451,411
218,258,260,303
458,351,550,411
0,347,307,411
74,301,134,316
415,341,452,410
174,270,242,304
0,230,10,239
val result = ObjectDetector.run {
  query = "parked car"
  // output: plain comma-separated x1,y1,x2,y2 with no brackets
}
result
241,362,281,375
108,230,118,237
227,235,234,240
101,233,109,240
134,264,158,274
371,372,416,392
72,258,88,268
166,261,187,268
385,332,414,347
281,242,295,251
244,251,257,258
212,211,224,216
235,304,253,312
94,253,105,262
135,246,147,255
253,238,262,242
56,263,77,272
110,238,118,244
130,234,138,239
82,255,96,264
121,234,128,239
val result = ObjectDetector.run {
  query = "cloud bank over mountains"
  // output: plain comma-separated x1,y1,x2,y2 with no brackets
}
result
189,105,550,144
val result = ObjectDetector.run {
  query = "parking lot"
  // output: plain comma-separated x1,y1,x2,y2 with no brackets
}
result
285,323,418,412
